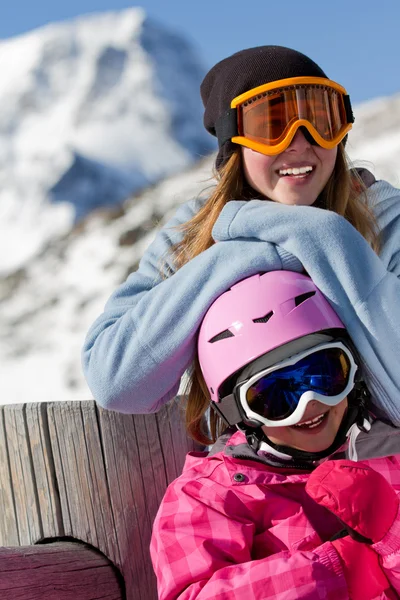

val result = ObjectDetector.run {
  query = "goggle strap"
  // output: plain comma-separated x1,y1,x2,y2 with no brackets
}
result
343,95,355,124
212,393,243,426
215,108,238,147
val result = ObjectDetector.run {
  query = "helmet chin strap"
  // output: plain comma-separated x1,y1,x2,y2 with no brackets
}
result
244,382,371,463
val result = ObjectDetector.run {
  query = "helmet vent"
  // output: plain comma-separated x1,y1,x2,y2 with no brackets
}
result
209,329,235,343
253,311,273,324
294,291,316,306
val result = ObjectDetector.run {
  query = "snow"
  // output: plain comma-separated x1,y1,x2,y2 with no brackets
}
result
346,91,400,187
1,9,400,406
0,156,214,404
0,8,214,275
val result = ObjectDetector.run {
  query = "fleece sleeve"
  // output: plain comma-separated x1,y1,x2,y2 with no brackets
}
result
212,181,400,424
82,199,301,413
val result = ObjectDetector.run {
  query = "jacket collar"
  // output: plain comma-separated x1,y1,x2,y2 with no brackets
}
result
207,414,398,477
185,417,398,487
211,428,345,471
216,430,314,485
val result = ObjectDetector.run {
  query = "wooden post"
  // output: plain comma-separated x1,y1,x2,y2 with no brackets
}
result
0,398,203,600
0,542,124,600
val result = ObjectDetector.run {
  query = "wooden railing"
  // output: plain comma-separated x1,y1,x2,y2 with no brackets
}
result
0,542,124,599
0,398,203,599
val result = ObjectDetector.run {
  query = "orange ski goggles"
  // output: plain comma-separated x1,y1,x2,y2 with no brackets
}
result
216,77,354,156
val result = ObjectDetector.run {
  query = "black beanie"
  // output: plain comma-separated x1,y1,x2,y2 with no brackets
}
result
201,46,328,169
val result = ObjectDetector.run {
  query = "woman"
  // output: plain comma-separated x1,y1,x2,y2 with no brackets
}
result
82,45,400,424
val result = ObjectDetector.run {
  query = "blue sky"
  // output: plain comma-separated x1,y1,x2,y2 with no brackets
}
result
1,0,399,105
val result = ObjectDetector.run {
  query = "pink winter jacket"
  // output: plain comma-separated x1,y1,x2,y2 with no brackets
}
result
150,428,400,600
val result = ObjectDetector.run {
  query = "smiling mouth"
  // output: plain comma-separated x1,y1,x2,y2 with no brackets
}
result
278,166,314,177
292,412,328,430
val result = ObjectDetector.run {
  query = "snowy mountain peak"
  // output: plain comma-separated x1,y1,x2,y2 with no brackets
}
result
2,24,400,405
0,8,215,274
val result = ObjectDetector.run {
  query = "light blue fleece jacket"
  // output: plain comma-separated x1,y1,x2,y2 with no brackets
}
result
82,179,400,424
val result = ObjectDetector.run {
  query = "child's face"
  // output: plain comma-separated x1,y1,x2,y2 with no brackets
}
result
262,398,348,453
242,130,337,206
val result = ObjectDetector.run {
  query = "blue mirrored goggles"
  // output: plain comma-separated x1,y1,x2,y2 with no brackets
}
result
234,342,358,428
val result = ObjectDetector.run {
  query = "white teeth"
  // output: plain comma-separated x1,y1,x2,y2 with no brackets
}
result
307,419,324,429
294,413,326,428
279,166,313,176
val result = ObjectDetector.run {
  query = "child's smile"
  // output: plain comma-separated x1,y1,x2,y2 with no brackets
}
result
291,410,329,430
262,399,348,454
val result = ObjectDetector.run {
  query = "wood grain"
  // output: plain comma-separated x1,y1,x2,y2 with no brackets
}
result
0,542,123,600
0,398,204,600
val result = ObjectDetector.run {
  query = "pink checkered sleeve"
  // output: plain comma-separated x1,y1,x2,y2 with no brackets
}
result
373,500,400,593
150,476,349,600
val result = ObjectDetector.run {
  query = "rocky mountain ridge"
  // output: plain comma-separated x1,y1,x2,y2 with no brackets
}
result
1,9,400,405
0,8,214,275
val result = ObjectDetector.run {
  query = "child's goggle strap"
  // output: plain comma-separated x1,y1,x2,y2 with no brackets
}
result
212,341,358,429
214,76,354,152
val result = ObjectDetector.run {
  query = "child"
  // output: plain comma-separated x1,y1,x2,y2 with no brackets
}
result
82,45,400,424
150,271,400,600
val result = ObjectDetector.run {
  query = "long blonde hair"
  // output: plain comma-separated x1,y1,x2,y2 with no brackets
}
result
173,145,380,445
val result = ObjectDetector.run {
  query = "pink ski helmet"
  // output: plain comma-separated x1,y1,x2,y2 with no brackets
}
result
198,271,345,402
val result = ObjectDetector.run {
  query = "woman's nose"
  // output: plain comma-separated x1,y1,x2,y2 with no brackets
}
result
286,128,312,152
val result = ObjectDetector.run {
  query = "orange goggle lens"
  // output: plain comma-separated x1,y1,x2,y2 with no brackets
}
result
229,78,354,155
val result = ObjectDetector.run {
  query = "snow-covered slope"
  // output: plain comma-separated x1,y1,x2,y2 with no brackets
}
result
0,156,215,404
0,8,214,275
1,22,400,405
347,92,400,187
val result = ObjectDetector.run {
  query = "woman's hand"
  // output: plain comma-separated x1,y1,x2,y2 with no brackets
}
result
212,198,400,427
212,200,383,308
